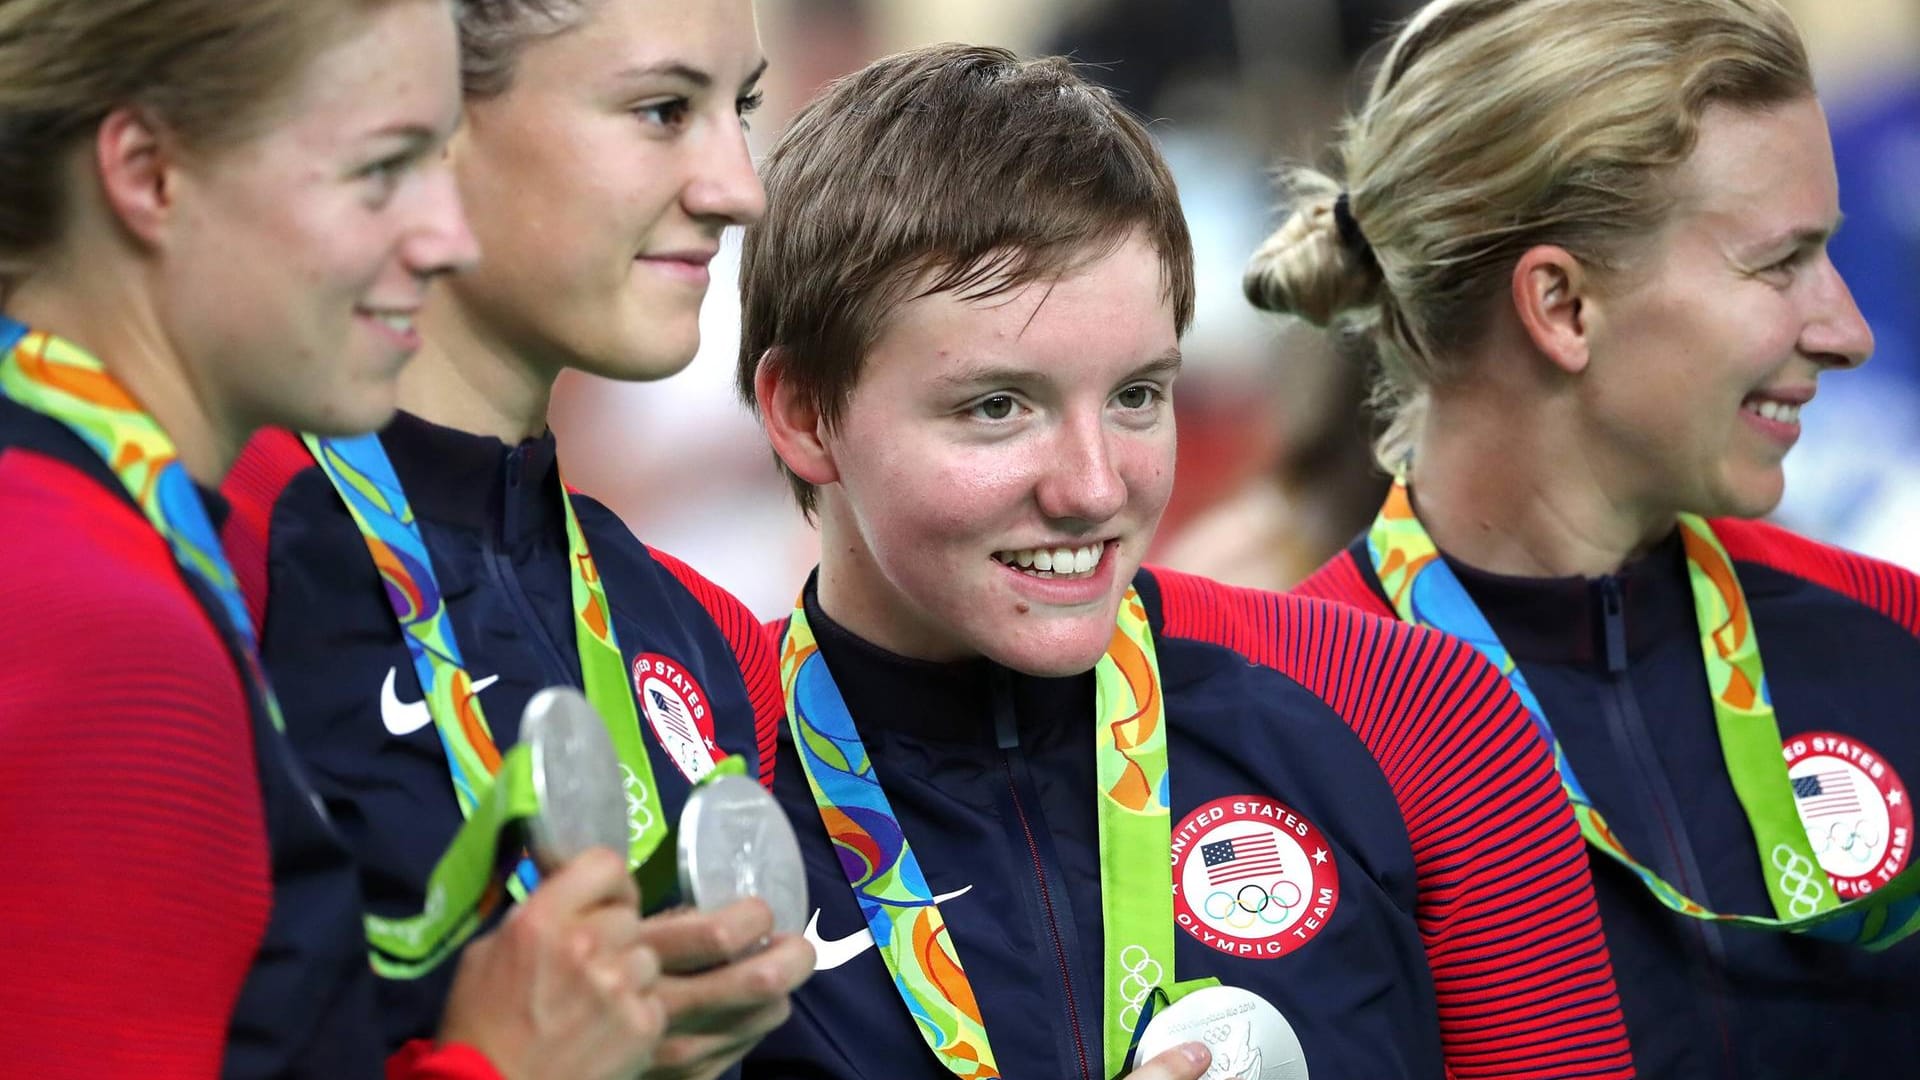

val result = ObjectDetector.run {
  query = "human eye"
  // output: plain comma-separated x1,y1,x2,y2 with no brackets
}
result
355,155,411,208
1115,383,1164,411
967,393,1023,422
737,89,765,131
633,97,693,132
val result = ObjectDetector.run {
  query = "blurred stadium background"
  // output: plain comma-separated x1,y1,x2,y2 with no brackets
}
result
549,0,1920,617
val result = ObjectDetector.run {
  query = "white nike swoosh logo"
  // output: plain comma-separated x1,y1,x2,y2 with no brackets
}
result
380,666,499,737
805,885,975,971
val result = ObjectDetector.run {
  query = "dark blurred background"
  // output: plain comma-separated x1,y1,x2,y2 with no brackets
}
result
550,0,1920,615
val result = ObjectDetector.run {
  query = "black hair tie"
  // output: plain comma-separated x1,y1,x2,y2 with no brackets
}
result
1332,192,1372,259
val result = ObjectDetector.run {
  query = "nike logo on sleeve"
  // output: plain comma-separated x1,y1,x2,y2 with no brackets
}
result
804,885,975,970
380,666,500,737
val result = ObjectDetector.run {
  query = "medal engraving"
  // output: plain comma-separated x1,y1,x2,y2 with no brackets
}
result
1136,985,1308,1080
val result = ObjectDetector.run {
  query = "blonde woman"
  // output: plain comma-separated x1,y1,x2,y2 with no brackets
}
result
1261,0,1919,1074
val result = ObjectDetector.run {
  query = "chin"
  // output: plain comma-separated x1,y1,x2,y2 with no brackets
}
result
281,379,400,438
1707,469,1787,521
583,327,700,383
983,617,1122,679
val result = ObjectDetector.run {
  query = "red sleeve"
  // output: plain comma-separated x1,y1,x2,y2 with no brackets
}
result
219,426,313,631
1291,547,1395,618
1152,567,1635,1080
387,1040,505,1080
1713,517,1920,637
648,547,783,791
0,450,273,1078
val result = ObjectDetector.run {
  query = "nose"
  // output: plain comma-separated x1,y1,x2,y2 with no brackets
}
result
1803,255,1874,370
1033,413,1128,526
401,158,481,277
682,116,767,227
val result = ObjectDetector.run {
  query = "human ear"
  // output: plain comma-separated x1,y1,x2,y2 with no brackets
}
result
1510,245,1591,375
754,348,840,486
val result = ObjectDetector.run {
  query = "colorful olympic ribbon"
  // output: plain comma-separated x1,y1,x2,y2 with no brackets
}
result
0,320,285,731
782,588,1215,1079
1369,480,1920,947
306,433,683,971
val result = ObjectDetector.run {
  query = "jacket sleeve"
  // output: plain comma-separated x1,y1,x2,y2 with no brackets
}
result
0,450,274,1078
387,1040,506,1080
1154,567,1636,1080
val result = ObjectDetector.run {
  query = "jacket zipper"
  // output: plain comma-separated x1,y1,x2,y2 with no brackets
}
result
1596,577,1739,1077
486,447,576,682
992,668,1094,1080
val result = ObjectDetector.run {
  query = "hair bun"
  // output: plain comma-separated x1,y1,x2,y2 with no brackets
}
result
1243,173,1381,327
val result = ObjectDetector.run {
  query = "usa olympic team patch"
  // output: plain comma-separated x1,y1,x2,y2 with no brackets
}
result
1172,795,1339,958
1784,731,1912,899
633,653,727,783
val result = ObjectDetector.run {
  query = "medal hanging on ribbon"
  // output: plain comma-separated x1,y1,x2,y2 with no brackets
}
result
307,433,693,975
0,321,286,734
783,587,1216,1080
1368,479,1920,948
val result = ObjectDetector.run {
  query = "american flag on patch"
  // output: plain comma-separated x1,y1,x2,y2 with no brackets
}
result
1202,833,1283,887
1793,771,1862,819
648,689,699,744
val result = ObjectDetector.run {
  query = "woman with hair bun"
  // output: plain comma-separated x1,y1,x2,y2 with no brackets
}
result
0,2,670,1076
1266,0,1920,1073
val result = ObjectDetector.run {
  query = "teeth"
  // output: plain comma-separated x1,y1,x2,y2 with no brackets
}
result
993,543,1104,579
1746,400,1801,424
363,311,414,334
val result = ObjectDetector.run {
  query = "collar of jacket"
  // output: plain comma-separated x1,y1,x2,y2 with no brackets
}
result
800,573,1096,747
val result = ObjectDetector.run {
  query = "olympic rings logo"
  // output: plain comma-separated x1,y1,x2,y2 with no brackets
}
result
1772,843,1827,918
621,763,657,841
1202,879,1302,930
1819,820,1882,866
1116,944,1164,1034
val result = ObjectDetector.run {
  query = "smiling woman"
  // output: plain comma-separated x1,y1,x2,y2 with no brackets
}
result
221,1,814,1077
1269,0,1920,1074
0,0,483,1074
737,43,1635,1080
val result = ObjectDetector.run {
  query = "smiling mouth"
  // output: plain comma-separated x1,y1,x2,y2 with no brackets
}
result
992,542,1106,579
358,309,415,335
1741,398,1802,424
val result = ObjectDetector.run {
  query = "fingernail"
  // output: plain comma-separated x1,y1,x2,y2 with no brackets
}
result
1182,1042,1210,1067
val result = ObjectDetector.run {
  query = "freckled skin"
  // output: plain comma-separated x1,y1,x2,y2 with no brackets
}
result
812,232,1181,677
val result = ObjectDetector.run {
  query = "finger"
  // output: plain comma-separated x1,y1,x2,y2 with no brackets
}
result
570,903,649,959
1126,1043,1212,1080
653,934,812,1034
522,846,639,920
636,898,775,973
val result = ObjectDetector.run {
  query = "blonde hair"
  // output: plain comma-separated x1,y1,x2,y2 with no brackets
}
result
1244,0,1813,469
0,0,395,289
453,0,594,98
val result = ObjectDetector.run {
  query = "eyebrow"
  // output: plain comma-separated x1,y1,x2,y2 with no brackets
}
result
610,57,770,92
359,123,448,160
933,348,1185,391
1752,214,1845,256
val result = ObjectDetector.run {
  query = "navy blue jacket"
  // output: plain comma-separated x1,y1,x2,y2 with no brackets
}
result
222,413,781,1052
1301,517,1920,1079
745,568,1635,1080
1,398,385,1078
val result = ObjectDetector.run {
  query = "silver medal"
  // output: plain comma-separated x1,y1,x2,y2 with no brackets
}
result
1135,985,1309,1080
523,686,629,867
676,773,809,936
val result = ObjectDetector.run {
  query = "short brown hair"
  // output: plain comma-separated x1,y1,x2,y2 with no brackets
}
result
737,43,1195,514
1244,0,1812,469
0,0,403,291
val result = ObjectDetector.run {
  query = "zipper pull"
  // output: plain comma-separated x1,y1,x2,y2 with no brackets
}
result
990,666,1019,750
1599,577,1628,674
